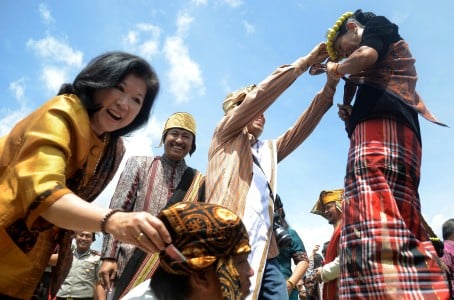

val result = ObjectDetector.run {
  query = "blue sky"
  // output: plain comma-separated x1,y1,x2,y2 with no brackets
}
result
1,0,453,252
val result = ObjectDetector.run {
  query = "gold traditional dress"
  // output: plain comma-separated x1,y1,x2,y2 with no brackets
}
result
0,94,124,299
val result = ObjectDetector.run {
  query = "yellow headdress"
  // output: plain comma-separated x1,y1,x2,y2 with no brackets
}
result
160,112,197,155
310,189,344,219
222,84,257,113
326,12,354,61
162,112,196,137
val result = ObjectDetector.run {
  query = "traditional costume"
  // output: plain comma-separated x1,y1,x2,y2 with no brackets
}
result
311,189,343,300
325,10,450,299
0,95,124,299
101,112,205,298
206,58,335,299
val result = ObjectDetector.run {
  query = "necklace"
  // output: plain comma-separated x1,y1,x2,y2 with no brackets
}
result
92,133,110,176
77,133,110,194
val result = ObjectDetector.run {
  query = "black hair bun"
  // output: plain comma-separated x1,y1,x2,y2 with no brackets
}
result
354,9,376,25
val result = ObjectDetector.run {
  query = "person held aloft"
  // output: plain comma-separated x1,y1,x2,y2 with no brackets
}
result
321,9,449,298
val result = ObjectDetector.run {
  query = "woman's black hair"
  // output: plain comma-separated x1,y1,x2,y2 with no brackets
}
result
337,9,377,38
58,51,159,137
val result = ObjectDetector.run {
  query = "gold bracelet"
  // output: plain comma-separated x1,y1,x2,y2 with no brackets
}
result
287,279,296,289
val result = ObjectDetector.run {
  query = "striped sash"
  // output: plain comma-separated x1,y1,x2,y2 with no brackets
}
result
114,168,205,299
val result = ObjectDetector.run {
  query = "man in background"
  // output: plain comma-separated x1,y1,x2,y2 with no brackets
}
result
311,189,343,300
56,231,104,300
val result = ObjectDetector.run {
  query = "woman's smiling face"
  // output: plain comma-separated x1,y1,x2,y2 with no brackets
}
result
90,73,146,136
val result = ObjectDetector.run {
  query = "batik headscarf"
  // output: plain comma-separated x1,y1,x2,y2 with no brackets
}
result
160,112,197,155
310,189,343,219
222,84,256,113
158,202,251,300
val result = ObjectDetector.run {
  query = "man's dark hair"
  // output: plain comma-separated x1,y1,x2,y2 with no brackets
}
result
442,218,454,240
149,266,193,299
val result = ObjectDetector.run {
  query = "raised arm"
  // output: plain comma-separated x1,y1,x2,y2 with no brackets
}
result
276,74,339,162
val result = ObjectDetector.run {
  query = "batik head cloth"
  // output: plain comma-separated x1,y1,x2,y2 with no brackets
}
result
222,84,256,113
310,189,344,218
158,202,251,300
160,112,197,154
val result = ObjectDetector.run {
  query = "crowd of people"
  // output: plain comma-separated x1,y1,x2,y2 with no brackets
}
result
0,8,452,300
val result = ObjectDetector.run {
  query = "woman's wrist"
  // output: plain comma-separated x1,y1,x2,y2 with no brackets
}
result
100,209,122,235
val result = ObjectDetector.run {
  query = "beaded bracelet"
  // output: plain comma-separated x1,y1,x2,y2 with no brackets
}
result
100,209,122,235
334,63,344,77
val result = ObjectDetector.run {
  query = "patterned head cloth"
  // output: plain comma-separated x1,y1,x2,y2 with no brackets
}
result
158,202,251,300
310,189,343,219
160,112,197,155
222,84,257,113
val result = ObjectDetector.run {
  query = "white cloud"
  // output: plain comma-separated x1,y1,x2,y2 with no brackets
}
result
27,36,83,68
243,20,255,35
38,4,55,25
191,0,207,6
176,13,194,36
124,115,163,157
164,36,204,103
42,66,67,93
125,31,139,45
430,212,454,239
0,110,30,137
123,23,161,60
2,79,30,136
9,78,27,107
223,0,243,8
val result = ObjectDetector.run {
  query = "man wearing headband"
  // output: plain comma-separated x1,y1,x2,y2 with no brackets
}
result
205,43,339,300
149,202,254,300
311,189,343,300
320,9,449,298
99,112,205,298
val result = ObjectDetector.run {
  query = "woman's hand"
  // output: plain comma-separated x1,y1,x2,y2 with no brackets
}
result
42,195,172,255
105,211,171,254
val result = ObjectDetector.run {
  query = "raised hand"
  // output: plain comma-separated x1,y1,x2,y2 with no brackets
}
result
306,42,329,66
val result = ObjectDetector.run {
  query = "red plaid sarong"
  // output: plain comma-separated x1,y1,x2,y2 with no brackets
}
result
340,119,449,299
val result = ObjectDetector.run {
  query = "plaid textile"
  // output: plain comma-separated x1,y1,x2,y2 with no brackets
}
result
340,119,450,299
